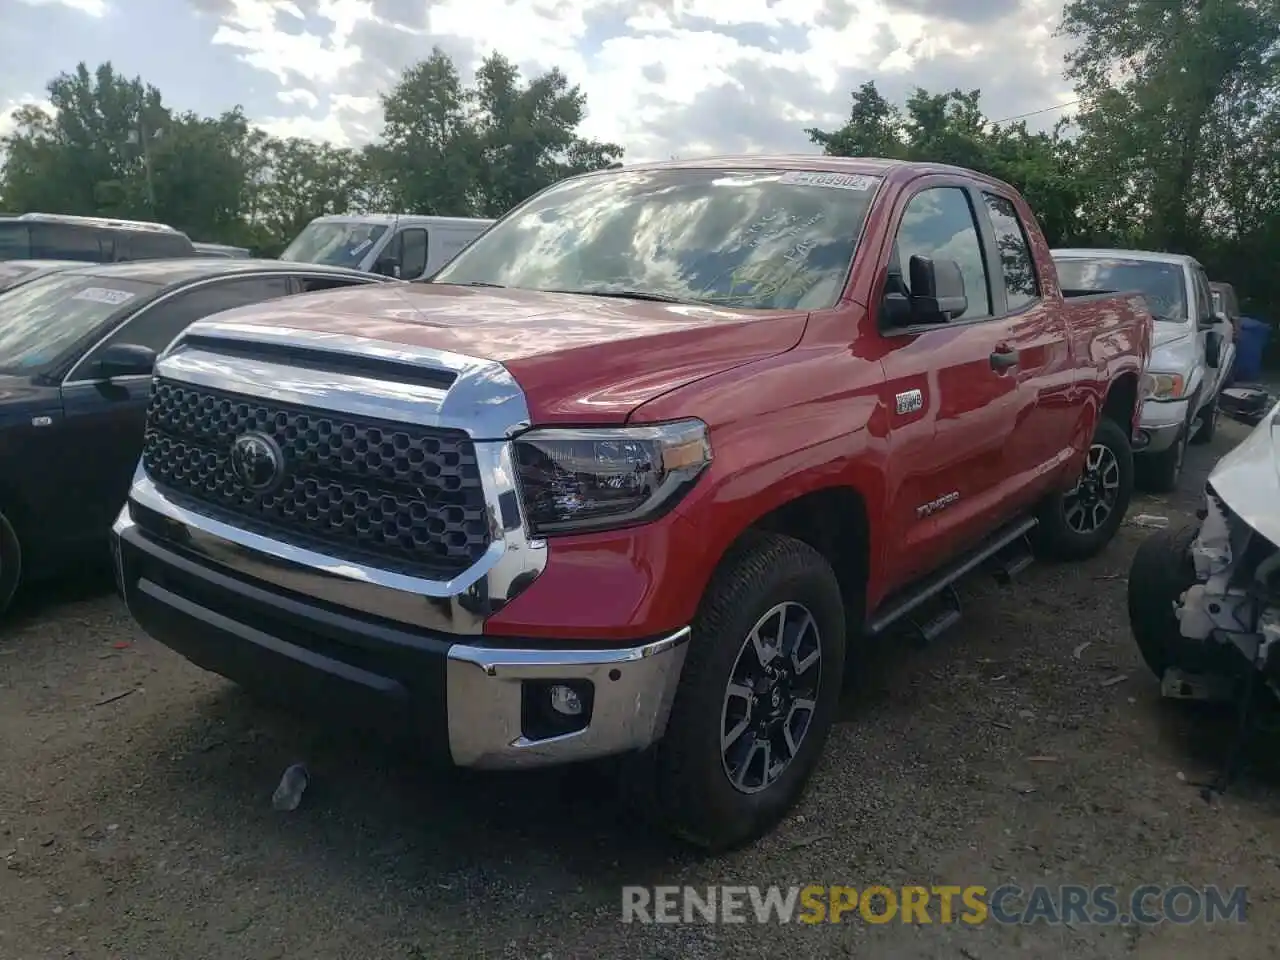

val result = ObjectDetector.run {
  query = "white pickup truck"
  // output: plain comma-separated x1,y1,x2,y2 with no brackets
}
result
1053,249,1235,491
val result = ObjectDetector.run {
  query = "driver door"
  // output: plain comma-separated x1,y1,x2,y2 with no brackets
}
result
876,181,1023,589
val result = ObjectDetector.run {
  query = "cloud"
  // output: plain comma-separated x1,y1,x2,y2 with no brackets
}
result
3,0,1079,163
16,0,108,15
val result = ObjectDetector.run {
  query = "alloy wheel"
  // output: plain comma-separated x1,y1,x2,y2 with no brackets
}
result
720,601,823,794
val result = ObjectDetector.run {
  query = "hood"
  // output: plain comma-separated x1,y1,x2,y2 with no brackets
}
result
1149,322,1199,383
194,283,809,423
1152,323,1193,348
1207,400,1280,543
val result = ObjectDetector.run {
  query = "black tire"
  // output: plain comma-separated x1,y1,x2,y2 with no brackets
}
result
1137,424,1186,493
1190,394,1219,445
0,509,21,617
1127,522,1204,679
1033,416,1134,561
637,532,846,851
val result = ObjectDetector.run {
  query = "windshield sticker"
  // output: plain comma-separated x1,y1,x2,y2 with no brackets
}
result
350,238,373,254
743,211,825,248
779,171,879,192
715,261,818,304
71,287,136,306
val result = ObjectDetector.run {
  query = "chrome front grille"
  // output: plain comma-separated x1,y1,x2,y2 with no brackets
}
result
141,377,491,578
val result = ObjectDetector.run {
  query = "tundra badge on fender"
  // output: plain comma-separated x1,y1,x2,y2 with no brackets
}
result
916,491,960,518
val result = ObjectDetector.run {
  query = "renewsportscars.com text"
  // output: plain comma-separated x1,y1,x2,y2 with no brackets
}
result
621,884,1248,925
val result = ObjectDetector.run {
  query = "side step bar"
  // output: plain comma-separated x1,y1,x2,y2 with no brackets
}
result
865,515,1039,637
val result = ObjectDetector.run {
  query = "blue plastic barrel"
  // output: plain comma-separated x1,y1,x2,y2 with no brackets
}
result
1235,316,1271,382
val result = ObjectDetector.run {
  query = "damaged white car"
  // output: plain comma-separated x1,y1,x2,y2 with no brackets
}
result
1128,400,1280,789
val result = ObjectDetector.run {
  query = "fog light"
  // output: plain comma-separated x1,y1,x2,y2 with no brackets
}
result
549,684,583,716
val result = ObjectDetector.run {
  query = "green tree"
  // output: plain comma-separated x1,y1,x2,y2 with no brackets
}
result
807,82,1084,244
467,52,623,217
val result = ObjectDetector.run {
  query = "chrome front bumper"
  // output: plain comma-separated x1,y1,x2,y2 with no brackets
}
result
447,630,690,768
113,506,690,770
1135,398,1189,454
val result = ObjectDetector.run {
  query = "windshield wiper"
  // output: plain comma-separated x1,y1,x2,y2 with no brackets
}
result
543,287,706,305
430,279,506,288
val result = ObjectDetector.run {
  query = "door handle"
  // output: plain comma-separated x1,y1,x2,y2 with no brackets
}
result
990,345,1019,371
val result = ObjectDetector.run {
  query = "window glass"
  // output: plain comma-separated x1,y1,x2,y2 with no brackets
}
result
296,275,374,293
398,228,428,278
124,230,194,260
1193,267,1213,321
892,187,990,319
434,168,883,310
1053,257,1188,324
79,276,293,370
281,222,388,268
0,223,31,260
982,193,1039,311
30,224,104,262
0,273,157,374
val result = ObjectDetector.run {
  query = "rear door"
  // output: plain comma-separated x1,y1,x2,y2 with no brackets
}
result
59,275,295,537
877,178,1023,588
976,190,1076,511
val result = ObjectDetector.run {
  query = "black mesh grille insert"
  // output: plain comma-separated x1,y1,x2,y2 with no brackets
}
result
141,377,491,578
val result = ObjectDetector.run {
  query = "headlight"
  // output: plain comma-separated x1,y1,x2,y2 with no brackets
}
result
1141,372,1185,401
513,419,712,535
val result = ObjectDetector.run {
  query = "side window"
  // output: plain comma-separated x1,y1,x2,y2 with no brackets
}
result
295,275,375,293
892,187,991,320
76,276,293,375
0,224,30,259
982,193,1039,311
30,224,104,262
397,228,428,279
1191,267,1211,321
123,231,193,261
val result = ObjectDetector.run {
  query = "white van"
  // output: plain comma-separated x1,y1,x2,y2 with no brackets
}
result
279,214,494,280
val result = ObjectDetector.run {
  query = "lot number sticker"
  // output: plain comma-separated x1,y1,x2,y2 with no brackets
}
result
779,171,880,192
72,287,136,306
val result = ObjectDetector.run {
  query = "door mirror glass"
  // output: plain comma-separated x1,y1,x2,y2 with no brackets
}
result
908,255,967,323
95,342,156,379
1206,330,1223,368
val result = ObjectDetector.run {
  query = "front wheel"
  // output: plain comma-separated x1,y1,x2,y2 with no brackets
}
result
1034,416,1134,561
1190,394,1219,445
640,532,846,851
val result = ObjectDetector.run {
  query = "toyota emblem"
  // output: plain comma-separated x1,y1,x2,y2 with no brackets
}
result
230,431,284,493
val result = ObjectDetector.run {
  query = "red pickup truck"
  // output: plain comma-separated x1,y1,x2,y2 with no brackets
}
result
112,157,1153,849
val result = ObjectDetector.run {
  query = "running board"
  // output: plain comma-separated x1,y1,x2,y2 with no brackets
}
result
865,515,1039,637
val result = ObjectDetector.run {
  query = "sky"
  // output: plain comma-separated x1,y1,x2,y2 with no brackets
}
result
0,0,1077,163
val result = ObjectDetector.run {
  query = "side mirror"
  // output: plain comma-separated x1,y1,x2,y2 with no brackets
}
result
374,256,401,279
1206,330,1223,368
96,342,156,379
909,255,967,322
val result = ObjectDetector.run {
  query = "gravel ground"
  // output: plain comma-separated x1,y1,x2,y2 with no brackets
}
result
3,417,1280,960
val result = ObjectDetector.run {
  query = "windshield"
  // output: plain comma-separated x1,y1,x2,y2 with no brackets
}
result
280,221,388,268
433,168,883,310
1054,257,1188,322
0,273,156,374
